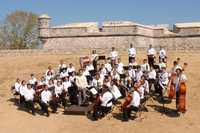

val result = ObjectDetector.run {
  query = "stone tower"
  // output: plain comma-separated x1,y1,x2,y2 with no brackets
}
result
38,14,51,43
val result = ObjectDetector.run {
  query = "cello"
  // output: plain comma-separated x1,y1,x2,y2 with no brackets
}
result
121,93,132,111
168,73,176,99
178,81,186,113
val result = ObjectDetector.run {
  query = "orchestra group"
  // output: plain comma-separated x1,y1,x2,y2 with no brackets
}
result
11,44,188,121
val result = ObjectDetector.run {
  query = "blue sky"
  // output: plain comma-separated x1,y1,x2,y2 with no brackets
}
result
0,0,200,26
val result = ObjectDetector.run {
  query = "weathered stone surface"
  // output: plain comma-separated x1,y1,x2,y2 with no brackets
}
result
38,14,200,51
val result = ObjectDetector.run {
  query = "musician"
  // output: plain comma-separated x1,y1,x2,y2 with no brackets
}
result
19,80,27,105
60,69,68,80
28,74,37,87
110,80,122,100
40,85,52,117
147,44,156,67
45,65,55,77
135,66,143,82
58,60,67,73
141,59,150,73
86,62,95,77
158,46,167,63
46,79,55,92
128,43,136,63
92,73,103,91
90,50,98,71
68,63,76,76
158,65,169,99
122,87,141,121
24,83,36,115
174,67,187,112
116,58,124,75
45,71,54,83
100,64,108,77
93,85,114,120
147,67,157,93
13,78,21,95
109,47,118,66
76,69,89,105
129,58,138,68
104,59,112,74
38,76,46,86
128,66,136,82
63,76,72,93
111,69,120,82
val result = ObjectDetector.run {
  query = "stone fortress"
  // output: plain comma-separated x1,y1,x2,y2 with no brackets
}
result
38,14,200,51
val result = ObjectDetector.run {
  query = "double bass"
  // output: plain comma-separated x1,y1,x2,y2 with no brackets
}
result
178,81,186,113
168,73,176,99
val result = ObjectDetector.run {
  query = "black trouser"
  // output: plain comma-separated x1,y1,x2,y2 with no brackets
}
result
20,95,25,105
148,55,155,67
129,57,135,63
25,100,35,115
159,56,166,63
148,79,156,93
39,101,49,116
93,106,111,120
123,106,139,121
49,99,58,113
93,60,97,71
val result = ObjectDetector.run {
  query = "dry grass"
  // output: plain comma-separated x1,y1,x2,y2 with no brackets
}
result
0,52,199,133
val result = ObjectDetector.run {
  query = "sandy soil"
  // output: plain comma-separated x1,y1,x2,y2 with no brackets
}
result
0,52,199,133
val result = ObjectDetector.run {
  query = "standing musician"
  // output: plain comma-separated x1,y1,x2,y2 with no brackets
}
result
122,87,141,121
128,43,136,63
174,67,187,113
40,85,52,117
147,44,156,67
109,47,118,67
24,83,36,115
90,50,99,71
58,60,67,74
158,46,167,63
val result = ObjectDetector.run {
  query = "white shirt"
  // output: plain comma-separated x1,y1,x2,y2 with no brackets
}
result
110,85,122,100
76,75,88,89
41,90,52,104
60,71,69,78
159,71,169,85
142,80,149,94
128,47,136,57
141,63,150,72
138,85,145,99
105,63,112,72
136,70,143,81
19,85,27,96
91,54,98,61
148,70,156,79
86,64,94,71
175,74,187,92
29,78,37,85
24,88,35,101
100,67,107,76
147,48,156,56
68,67,75,73
100,91,113,107
128,69,136,79
14,82,21,92
159,49,166,59
110,51,118,60
63,81,72,92
112,73,120,81
92,78,103,88
54,84,63,97
130,91,140,107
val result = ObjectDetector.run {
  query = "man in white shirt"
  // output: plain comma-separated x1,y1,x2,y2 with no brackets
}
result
19,80,27,104
148,67,157,93
122,87,141,121
93,86,114,120
29,74,37,87
92,73,103,90
24,84,35,115
40,85,52,117
158,46,167,63
58,60,67,74
76,69,89,105
14,78,21,95
68,63,76,76
158,66,169,98
90,50,98,71
110,47,118,66
128,43,136,63
104,59,112,73
147,44,156,67
141,59,150,73
135,66,143,82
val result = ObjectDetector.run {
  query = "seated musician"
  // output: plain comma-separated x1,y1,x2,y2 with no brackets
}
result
135,66,143,82
40,85,52,117
19,80,27,105
110,80,122,101
174,67,187,113
46,79,55,92
93,85,114,120
122,87,141,121
104,58,112,74
129,58,138,67
86,62,95,77
92,73,103,92
45,71,54,83
68,63,76,76
45,65,55,77
13,78,21,95
111,69,120,82
141,59,150,73
158,65,169,99
38,76,46,86
28,73,37,88
147,44,156,67
58,59,67,74
24,83,36,115
116,59,124,75
60,69,68,81
100,64,108,78
147,67,157,93
63,76,72,93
